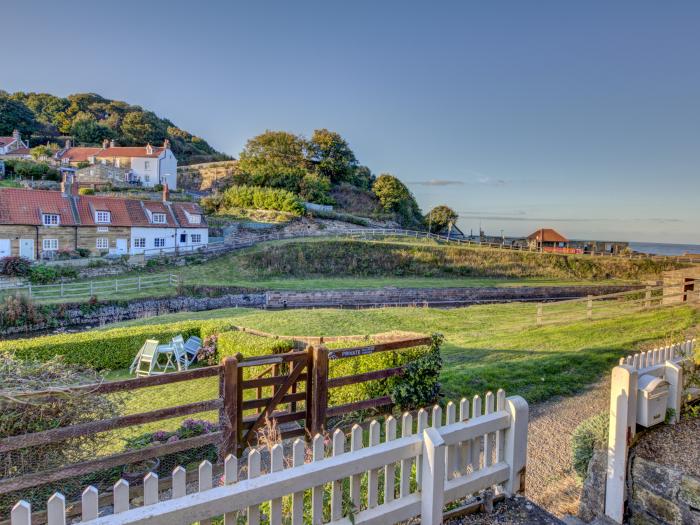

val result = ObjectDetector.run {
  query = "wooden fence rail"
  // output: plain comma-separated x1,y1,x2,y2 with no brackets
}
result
9,394,529,525
0,336,432,500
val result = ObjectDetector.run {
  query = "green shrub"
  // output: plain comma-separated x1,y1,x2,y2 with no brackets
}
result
217,185,304,215
571,412,609,480
0,256,31,277
78,188,95,195
4,159,59,180
28,264,78,284
389,334,443,409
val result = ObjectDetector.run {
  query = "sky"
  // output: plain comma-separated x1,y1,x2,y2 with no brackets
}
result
2,1,699,243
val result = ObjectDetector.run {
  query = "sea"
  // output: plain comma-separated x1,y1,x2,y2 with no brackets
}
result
629,242,700,256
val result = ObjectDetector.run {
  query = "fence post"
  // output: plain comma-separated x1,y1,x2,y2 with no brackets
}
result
536,303,543,326
90,281,94,296
27,283,32,299
138,276,142,291
60,280,64,297
587,295,593,320
421,427,446,525
644,285,652,309
604,365,638,523
503,396,528,496
310,345,329,435
220,355,241,460
304,345,315,437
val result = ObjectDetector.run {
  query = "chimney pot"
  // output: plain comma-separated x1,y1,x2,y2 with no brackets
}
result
65,138,71,149
110,139,116,148
162,183,170,202
163,139,171,150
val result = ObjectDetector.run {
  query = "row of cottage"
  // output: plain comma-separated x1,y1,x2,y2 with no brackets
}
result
0,130,178,189
0,178,208,260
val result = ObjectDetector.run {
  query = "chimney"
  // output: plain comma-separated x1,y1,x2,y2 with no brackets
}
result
61,172,80,197
102,139,109,149
65,138,72,149
146,143,153,155
12,129,20,141
162,183,170,203
163,139,171,150
110,139,116,148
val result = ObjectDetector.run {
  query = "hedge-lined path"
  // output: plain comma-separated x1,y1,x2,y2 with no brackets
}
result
526,378,610,517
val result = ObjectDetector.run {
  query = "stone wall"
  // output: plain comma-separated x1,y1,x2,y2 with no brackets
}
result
265,285,639,308
629,455,700,524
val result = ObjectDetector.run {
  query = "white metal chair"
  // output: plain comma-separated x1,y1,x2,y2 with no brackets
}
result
133,340,162,377
183,336,203,365
171,335,189,371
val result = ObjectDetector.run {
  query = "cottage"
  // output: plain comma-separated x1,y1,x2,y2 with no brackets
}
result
0,179,206,259
0,130,31,158
527,228,570,252
55,139,178,189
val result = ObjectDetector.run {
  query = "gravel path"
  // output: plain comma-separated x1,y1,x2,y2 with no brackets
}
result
525,378,611,517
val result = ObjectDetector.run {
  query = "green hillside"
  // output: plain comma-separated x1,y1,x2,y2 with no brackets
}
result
0,91,229,164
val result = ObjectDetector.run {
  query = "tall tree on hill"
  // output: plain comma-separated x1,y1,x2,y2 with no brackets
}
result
425,205,458,233
237,130,309,190
121,111,168,145
308,128,358,184
0,93,38,136
70,113,115,145
372,173,424,228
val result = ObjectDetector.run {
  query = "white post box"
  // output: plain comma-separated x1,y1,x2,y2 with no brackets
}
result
637,375,670,427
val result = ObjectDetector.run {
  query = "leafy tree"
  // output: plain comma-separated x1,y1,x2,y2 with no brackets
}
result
299,172,333,203
349,165,375,190
0,94,38,136
70,113,114,144
425,205,458,233
30,143,59,160
372,174,424,228
237,130,309,190
308,128,357,184
120,111,167,145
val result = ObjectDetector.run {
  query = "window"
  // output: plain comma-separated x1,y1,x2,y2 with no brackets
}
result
180,233,187,243
95,211,111,224
42,214,60,226
144,175,150,182
96,238,109,249
43,238,58,251
134,238,146,248
186,212,201,224
152,213,166,224
191,234,202,244
144,161,151,170
154,238,165,248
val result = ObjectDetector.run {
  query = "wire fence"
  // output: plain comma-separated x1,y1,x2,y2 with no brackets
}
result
0,274,179,301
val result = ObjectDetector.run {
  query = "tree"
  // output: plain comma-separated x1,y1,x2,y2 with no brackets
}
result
237,130,309,191
425,205,458,233
308,128,357,184
70,113,114,144
121,111,167,145
30,143,59,160
372,173,424,228
0,94,38,136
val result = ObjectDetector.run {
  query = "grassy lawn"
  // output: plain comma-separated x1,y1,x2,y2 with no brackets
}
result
0,179,22,188
99,303,698,450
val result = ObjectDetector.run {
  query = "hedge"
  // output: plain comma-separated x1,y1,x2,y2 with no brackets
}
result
571,411,609,480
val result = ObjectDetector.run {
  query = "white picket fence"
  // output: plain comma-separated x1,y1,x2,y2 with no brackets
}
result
10,394,528,525
604,338,696,523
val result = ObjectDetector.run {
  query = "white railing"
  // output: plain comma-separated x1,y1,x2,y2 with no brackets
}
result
10,394,528,525
0,274,178,301
604,339,696,523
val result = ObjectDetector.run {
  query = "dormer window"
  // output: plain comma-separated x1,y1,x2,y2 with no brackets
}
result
95,211,111,224
152,213,166,224
185,211,201,224
42,214,60,226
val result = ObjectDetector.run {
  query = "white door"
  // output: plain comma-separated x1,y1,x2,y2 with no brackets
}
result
116,239,128,255
19,239,34,260
0,239,10,258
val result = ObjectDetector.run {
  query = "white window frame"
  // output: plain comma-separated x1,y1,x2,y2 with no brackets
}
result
95,211,111,224
191,234,202,244
42,214,60,226
96,238,109,250
152,213,166,224
144,161,151,170
43,238,58,251
154,238,165,248
134,238,146,248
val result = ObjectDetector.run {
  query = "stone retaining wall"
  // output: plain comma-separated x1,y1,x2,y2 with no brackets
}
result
629,455,700,524
265,285,639,308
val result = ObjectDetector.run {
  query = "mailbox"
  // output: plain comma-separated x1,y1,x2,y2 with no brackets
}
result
637,375,670,427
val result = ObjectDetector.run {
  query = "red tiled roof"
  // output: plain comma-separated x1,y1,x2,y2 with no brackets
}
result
0,188,78,225
527,228,569,243
170,202,206,227
75,195,144,227
0,137,17,147
96,147,164,159
142,201,178,226
59,147,102,162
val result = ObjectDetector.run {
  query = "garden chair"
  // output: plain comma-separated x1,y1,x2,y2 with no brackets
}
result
170,335,190,371
183,336,203,365
133,340,162,377
155,341,178,374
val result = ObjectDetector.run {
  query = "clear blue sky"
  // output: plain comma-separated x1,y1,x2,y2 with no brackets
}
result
3,1,699,243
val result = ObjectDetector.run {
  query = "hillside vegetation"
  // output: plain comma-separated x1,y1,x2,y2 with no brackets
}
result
0,91,228,164
234,238,683,281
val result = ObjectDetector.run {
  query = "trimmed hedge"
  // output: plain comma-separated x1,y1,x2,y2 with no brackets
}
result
217,330,294,358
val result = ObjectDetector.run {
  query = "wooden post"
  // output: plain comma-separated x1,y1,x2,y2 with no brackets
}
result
587,295,593,320
605,365,638,523
644,284,652,309
310,345,329,435
536,303,543,326
304,345,314,437
503,396,528,496
220,356,241,459
421,427,446,525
